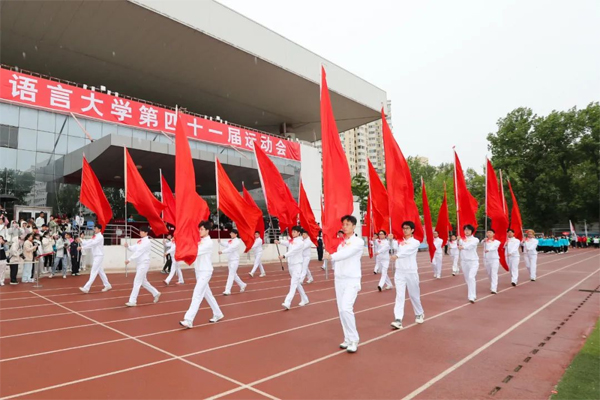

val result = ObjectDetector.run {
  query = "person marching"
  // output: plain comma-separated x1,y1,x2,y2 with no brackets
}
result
505,229,520,286
372,235,381,274
448,234,460,276
300,230,314,284
249,231,266,278
218,229,247,295
79,224,112,293
164,239,184,286
458,224,480,303
390,221,425,329
431,231,444,279
161,234,173,274
323,215,364,354
483,229,501,294
180,221,224,328
522,229,539,281
374,230,392,291
276,226,309,309
124,226,161,307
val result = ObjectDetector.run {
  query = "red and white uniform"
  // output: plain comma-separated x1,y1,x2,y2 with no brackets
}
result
280,237,309,307
249,237,265,276
431,237,444,278
81,233,111,291
522,238,539,280
127,236,160,304
220,238,246,294
459,235,480,302
505,237,521,284
301,237,314,283
448,240,460,274
483,238,501,292
376,239,393,289
164,241,184,285
391,237,424,321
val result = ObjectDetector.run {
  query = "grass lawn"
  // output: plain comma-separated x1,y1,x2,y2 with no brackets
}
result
552,318,600,400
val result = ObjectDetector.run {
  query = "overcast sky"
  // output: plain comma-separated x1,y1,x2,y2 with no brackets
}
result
218,0,599,170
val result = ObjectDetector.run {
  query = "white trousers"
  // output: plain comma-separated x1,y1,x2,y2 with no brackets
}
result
283,264,308,306
250,252,264,275
394,271,424,321
374,256,381,273
0,260,7,284
225,259,245,293
432,254,443,277
83,256,110,291
508,255,520,284
450,252,460,274
377,257,392,288
525,254,538,280
301,257,313,282
334,277,361,343
165,261,183,284
485,259,500,292
128,262,159,304
461,259,479,301
183,269,223,323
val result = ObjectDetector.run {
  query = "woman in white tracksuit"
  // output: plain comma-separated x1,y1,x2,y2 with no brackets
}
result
375,230,392,291
483,229,501,294
300,231,314,284
458,224,480,303
448,234,460,276
431,231,444,279
522,230,539,281
249,232,265,277
218,229,247,295
505,229,521,286
164,240,184,285
277,226,309,309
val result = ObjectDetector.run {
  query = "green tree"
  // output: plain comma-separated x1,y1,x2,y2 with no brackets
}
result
0,169,35,205
351,174,369,216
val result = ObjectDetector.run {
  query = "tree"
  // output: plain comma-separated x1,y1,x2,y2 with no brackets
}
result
0,169,35,205
351,174,369,216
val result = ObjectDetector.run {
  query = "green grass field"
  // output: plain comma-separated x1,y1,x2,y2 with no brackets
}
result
552,319,600,400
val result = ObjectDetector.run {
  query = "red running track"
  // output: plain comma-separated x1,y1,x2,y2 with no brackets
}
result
0,249,598,399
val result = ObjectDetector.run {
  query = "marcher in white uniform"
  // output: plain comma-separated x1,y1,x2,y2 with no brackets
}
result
79,225,112,293
448,235,460,276
375,230,393,291
458,224,480,303
390,221,425,329
300,231,314,284
164,240,184,285
505,229,521,286
124,226,161,306
322,230,343,272
431,231,444,279
323,215,363,354
249,232,266,278
522,230,539,281
180,221,224,328
218,229,247,295
277,226,309,309
483,229,501,294
372,235,380,274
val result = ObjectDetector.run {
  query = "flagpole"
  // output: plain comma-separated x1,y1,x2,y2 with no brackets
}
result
499,169,507,215
215,156,221,264
484,157,488,235
453,147,461,239
159,168,165,265
124,147,128,278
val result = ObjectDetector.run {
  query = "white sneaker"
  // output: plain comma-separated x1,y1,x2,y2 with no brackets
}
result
63,276,66,279
49,274,53,279
391,319,403,329
282,303,290,310
223,291,231,296
163,280,169,286
384,285,393,290
339,341,350,349
209,314,224,323
259,273,266,277
179,320,192,329
415,314,425,324
79,287,89,294
307,278,313,284
102,286,112,292
125,302,137,307
249,272,254,278
240,285,247,293
346,342,358,353
153,293,161,303
299,300,309,307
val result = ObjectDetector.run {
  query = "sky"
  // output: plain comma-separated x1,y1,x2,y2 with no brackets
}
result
217,0,599,170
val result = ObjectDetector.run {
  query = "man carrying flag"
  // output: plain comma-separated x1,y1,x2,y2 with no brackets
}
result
505,229,521,286
458,224,481,303
124,226,161,307
249,231,266,278
218,229,247,295
431,231,444,279
79,224,112,294
483,228,501,294
277,226,309,310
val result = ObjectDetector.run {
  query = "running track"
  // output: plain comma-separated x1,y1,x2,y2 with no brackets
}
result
0,249,598,399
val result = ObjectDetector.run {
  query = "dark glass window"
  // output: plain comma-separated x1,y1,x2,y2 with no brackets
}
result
0,124,18,149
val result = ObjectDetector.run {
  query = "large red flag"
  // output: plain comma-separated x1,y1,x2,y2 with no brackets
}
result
435,184,452,246
254,144,300,236
217,159,262,252
242,184,265,242
299,181,320,246
125,149,168,235
499,169,509,219
80,156,113,232
382,109,423,241
486,159,509,271
174,113,209,265
453,149,478,238
321,67,354,254
508,179,523,241
161,174,176,227
367,159,390,233
421,178,436,262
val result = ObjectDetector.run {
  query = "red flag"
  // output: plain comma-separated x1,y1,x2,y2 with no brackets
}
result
80,156,113,232
125,149,168,235
174,113,209,265
421,178,436,262
216,159,262,252
161,174,176,227
508,179,523,241
435,184,452,246
254,144,300,235
499,169,509,219
367,159,390,233
486,159,509,271
242,184,265,242
299,181,320,246
366,195,373,258
321,67,354,254
453,149,478,238
382,109,423,241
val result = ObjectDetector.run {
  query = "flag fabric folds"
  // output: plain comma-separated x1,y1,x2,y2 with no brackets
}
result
508,179,524,241
242,184,265,242
125,148,167,235
453,149,478,238
367,159,389,234
435,185,452,246
486,159,509,271
80,156,113,232
161,174,176,227
320,67,354,254
299,181,321,247
421,178,436,262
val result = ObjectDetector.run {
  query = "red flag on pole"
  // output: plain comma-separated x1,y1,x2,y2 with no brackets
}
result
321,67,354,253
161,174,176,227
299,181,321,246
124,149,168,235
80,156,113,232
486,159,509,271
421,178,436,262
435,184,452,246
367,159,390,233
216,159,262,252
242,184,265,242
499,169,509,219
453,149,478,238
508,179,523,241
382,109,423,241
